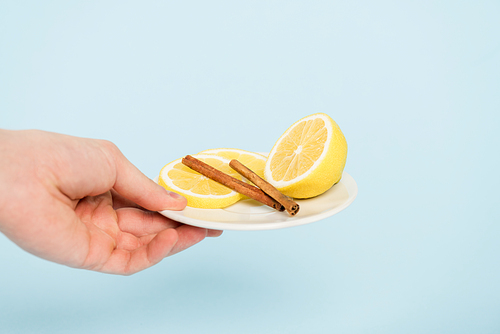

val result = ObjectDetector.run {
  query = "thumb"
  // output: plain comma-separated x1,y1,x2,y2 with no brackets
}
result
105,142,187,211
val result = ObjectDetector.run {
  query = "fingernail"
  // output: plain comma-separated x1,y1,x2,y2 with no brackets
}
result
167,190,184,200
207,229,223,237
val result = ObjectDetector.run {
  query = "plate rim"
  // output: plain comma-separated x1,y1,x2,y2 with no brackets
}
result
157,171,357,231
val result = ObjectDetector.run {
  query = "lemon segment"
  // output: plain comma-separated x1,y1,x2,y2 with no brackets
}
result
158,154,243,209
264,113,347,199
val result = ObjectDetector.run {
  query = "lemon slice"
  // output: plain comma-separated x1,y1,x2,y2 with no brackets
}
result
198,148,267,179
158,154,243,209
264,113,347,199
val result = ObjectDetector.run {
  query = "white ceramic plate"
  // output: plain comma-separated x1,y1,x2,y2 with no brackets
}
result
156,165,357,231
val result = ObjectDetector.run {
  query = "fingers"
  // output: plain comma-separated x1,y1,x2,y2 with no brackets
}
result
85,205,223,275
168,225,209,256
99,228,179,275
116,207,181,236
101,140,187,212
145,228,179,266
103,209,221,274
100,225,210,275
116,207,223,237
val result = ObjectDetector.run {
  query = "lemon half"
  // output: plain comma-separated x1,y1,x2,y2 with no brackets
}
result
264,113,347,199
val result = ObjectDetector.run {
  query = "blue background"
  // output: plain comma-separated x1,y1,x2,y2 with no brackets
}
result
1,1,499,333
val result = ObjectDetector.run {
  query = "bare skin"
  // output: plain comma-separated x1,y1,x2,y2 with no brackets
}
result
0,129,222,275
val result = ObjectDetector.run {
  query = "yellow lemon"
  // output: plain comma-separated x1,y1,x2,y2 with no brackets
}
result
264,113,347,199
158,154,243,209
198,148,267,179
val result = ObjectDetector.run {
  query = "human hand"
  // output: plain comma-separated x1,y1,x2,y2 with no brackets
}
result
0,130,222,275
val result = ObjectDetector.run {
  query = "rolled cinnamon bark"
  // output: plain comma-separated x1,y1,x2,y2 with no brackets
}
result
182,155,284,211
229,159,300,216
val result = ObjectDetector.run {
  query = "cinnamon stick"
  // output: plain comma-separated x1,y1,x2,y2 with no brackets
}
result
229,159,300,216
182,155,285,211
